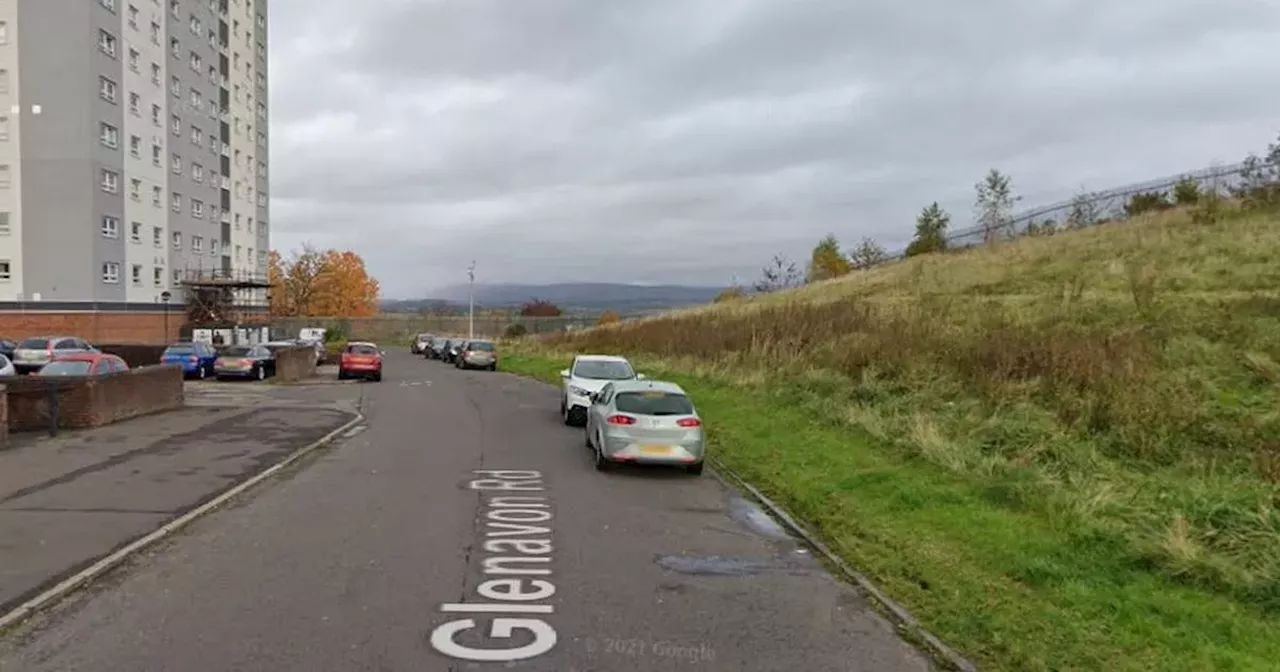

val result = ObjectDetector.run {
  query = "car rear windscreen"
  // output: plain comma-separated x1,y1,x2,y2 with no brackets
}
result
614,391,694,416
18,338,49,350
468,342,495,352
164,346,194,355
39,360,93,376
221,346,252,356
348,344,379,355
573,360,635,380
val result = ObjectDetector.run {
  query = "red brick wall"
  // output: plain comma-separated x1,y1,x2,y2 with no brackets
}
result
4,364,184,433
0,311,183,344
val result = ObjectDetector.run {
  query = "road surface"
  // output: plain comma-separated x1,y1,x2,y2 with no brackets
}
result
0,352,933,671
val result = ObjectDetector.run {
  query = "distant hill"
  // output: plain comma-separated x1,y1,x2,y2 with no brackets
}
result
382,283,729,313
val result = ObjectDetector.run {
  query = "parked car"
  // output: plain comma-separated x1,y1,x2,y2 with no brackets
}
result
425,337,449,360
11,336,98,374
584,379,705,475
442,338,465,364
559,354,642,427
339,341,384,381
213,344,276,381
411,333,435,355
161,342,219,379
455,340,498,371
0,338,16,359
36,352,129,376
0,353,15,377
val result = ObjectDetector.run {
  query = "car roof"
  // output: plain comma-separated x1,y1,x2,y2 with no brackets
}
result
574,354,630,363
607,379,685,395
51,352,106,361
347,341,378,347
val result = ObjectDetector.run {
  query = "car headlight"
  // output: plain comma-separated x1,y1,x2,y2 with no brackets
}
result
569,385,592,397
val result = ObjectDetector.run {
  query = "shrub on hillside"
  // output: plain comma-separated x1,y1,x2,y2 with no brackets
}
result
595,310,621,326
714,287,745,302
503,323,528,339
521,299,562,317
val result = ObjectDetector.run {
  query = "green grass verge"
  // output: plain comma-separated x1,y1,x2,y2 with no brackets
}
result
500,351,1280,672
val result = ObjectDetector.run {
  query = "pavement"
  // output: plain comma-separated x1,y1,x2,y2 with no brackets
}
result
0,351,935,671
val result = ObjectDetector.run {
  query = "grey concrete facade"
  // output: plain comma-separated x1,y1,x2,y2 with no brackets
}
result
165,0,225,287
253,0,269,279
17,0,127,302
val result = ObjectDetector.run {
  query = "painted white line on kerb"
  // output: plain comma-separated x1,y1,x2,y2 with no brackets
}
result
0,411,365,633
341,425,367,439
430,470,558,663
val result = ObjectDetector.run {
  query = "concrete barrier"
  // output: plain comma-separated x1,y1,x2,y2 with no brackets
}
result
273,346,317,382
4,365,185,434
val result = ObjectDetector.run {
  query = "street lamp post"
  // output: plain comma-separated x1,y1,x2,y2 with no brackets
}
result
467,260,476,340
160,291,172,343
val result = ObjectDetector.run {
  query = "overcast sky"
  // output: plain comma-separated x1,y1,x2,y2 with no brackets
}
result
267,0,1280,299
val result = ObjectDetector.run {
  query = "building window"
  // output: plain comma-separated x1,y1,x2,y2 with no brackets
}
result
189,51,202,72
151,63,161,85
151,104,162,126
192,163,203,182
0,259,10,281
171,192,181,212
235,245,241,260
234,213,240,229
0,116,9,141
152,186,162,206
150,21,160,45
153,226,163,248
192,199,204,218
210,239,218,256
127,5,139,28
129,178,140,200
173,231,182,249
0,212,9,236
100,0,116,11
169,0,179,19
100,122,119,148
128,92,140,115
0,165,9,188
102,216,120,239
152,143,162,166
192,235,203,252
103,262,120,284
131,264,142,285
154,267,164,287
191,126,203,146
99,76,117,103
131,221,142,242
173,269,181,284
170,75,181,97
100,169,119,193
208,64,218,84
171,153,182,174
171,114,181,135
190,89,202,108
170,37,180,57
189,14,201,34
258,192,267,207
128,48,139,71
98,30,118,58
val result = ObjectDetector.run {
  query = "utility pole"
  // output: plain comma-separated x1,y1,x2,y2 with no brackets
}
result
467,260,476,340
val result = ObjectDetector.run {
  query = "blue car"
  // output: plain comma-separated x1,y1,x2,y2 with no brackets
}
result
161,342,218,379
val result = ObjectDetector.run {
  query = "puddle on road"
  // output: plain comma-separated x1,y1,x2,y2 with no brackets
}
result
727,495,791,540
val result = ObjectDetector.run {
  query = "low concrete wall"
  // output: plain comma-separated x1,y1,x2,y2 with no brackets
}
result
274,346,316,382
5,364,185,434
96,344,169,369
0,384,8,447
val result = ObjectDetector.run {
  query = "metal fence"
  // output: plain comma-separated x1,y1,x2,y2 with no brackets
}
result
885,161,1252,259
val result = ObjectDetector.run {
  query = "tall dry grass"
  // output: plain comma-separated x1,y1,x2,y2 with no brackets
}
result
526,206,1280,612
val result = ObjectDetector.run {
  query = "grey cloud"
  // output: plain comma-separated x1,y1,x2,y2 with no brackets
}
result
266,0,1280,298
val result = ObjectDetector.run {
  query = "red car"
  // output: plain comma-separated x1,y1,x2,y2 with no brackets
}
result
338,342,383,382
36,352,130,376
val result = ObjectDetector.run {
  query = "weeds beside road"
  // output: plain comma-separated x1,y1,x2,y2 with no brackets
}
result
499,206,1280,671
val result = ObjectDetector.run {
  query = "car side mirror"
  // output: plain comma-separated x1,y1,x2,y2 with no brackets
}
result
636,373,647,380
560,369,570,378
588,392,599,403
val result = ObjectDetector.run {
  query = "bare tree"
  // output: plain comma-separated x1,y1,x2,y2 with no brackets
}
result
754,254,803,293
849,237,889,269
1066,187,1102,229
975,169,1020,243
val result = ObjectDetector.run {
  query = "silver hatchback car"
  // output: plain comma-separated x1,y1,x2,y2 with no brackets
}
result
584,379,705,475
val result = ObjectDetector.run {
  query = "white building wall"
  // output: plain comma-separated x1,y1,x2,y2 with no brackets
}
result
227,0,257,284
121,0,171,302
0,4,22,301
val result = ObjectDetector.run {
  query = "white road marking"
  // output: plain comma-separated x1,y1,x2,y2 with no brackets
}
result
430,470,558,663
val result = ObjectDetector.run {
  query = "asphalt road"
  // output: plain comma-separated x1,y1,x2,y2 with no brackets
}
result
0,352,933,672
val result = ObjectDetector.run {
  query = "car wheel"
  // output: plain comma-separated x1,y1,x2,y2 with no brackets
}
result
686,462,704,476
488,363,497,371
593,444,612,472
197,365,207,380
584,426,593,448
337,369,346,380
255,365,265,381
373,372,382,382
561,401,572,426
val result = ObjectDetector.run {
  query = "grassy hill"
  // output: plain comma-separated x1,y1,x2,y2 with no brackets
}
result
502,205,1280,670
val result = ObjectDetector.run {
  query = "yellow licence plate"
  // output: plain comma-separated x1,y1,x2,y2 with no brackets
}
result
639,445,673,455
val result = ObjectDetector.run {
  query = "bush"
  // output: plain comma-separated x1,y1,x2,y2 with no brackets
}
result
595,310,621,326
504,323,528,339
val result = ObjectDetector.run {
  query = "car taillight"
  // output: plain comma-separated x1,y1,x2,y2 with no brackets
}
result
677,418,702,428
189,356,199,362
606,414,636,425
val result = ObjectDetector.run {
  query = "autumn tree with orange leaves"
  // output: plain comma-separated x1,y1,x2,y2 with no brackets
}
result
269,244,380,317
